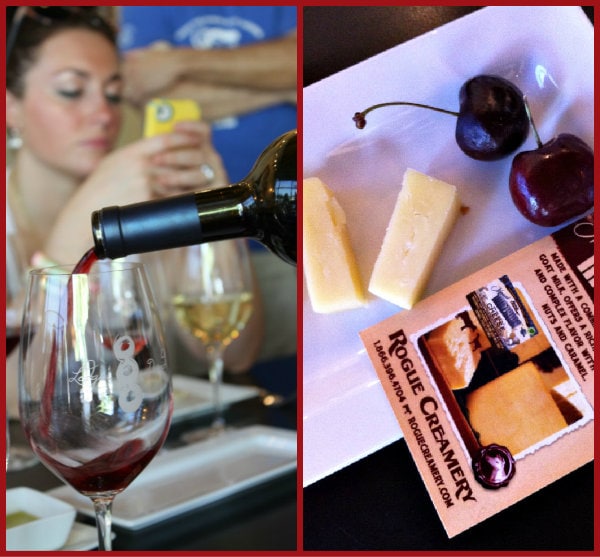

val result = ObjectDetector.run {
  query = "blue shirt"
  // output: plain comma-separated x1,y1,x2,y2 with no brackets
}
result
119,6,297,183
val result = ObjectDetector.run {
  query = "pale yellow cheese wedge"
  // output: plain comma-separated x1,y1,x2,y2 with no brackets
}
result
426,312,484,390
368,168,460,309
303,177,366,313
466,362,568,455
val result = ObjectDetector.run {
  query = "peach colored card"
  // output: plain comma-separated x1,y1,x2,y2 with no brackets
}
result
360,215,594,538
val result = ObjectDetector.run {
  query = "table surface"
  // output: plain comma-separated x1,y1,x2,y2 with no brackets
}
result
302,6,594,552
6,355,297,552
4,7,596,553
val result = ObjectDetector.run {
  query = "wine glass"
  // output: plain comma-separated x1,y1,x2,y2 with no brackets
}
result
19,261,172,551
171,239,255,437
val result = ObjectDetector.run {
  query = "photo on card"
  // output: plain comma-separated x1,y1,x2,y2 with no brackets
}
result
416,276,593,477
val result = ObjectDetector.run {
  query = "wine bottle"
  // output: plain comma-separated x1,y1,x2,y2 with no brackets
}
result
91,130,297,265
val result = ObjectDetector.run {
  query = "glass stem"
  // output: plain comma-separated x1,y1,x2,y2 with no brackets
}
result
208,345,226,432
92,495,114,551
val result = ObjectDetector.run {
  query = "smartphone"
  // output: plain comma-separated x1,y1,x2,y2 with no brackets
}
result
143,98,201,137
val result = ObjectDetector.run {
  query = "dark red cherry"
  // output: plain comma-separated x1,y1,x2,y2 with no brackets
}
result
509,133,593,227
353,74,529,161
456,75,529,161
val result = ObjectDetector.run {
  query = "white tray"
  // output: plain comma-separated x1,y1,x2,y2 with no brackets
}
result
48,425,296,530
171,374,259,422
302,6,593,486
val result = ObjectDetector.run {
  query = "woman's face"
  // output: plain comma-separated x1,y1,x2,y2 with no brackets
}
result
8,28,123,179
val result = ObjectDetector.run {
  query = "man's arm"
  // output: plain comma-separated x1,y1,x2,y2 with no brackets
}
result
123,31,297,107
162,81,296,122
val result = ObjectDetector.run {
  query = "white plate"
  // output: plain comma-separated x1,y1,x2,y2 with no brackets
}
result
302,6,593,486
171,374,259,422
48,425,297,530
6,487,75,551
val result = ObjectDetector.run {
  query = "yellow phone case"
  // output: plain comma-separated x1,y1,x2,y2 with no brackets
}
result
143,98,201,137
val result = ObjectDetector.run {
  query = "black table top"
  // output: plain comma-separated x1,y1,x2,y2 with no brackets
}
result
7,355,297,552
303,6,594,87
301,6,594,552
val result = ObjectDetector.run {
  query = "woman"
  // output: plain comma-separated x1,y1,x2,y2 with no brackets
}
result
6,6,228,265
5,7,263,416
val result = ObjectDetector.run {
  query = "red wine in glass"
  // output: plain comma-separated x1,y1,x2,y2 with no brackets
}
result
22,251,172,551
35,434,168,495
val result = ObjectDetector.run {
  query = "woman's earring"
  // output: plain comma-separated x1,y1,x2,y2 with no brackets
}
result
7,127,22,150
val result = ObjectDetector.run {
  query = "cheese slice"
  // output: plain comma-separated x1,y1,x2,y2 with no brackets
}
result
466,362,568,455
303,177,367,313
426,311,486,390
368,168,460,309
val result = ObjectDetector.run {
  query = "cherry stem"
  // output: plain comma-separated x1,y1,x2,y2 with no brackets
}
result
353,101,459,129
523,96,543,148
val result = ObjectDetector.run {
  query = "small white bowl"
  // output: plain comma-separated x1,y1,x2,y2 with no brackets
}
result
6,487,76,550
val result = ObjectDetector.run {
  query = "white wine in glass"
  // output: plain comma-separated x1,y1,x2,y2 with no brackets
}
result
171,239,255,435
19,261,172,551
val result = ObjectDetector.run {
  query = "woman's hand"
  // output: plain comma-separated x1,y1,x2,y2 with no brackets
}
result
88,120,226,200
150,120,228,195
44,120,227,263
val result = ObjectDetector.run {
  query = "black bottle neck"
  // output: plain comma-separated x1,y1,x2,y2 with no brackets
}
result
91,184,253,260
